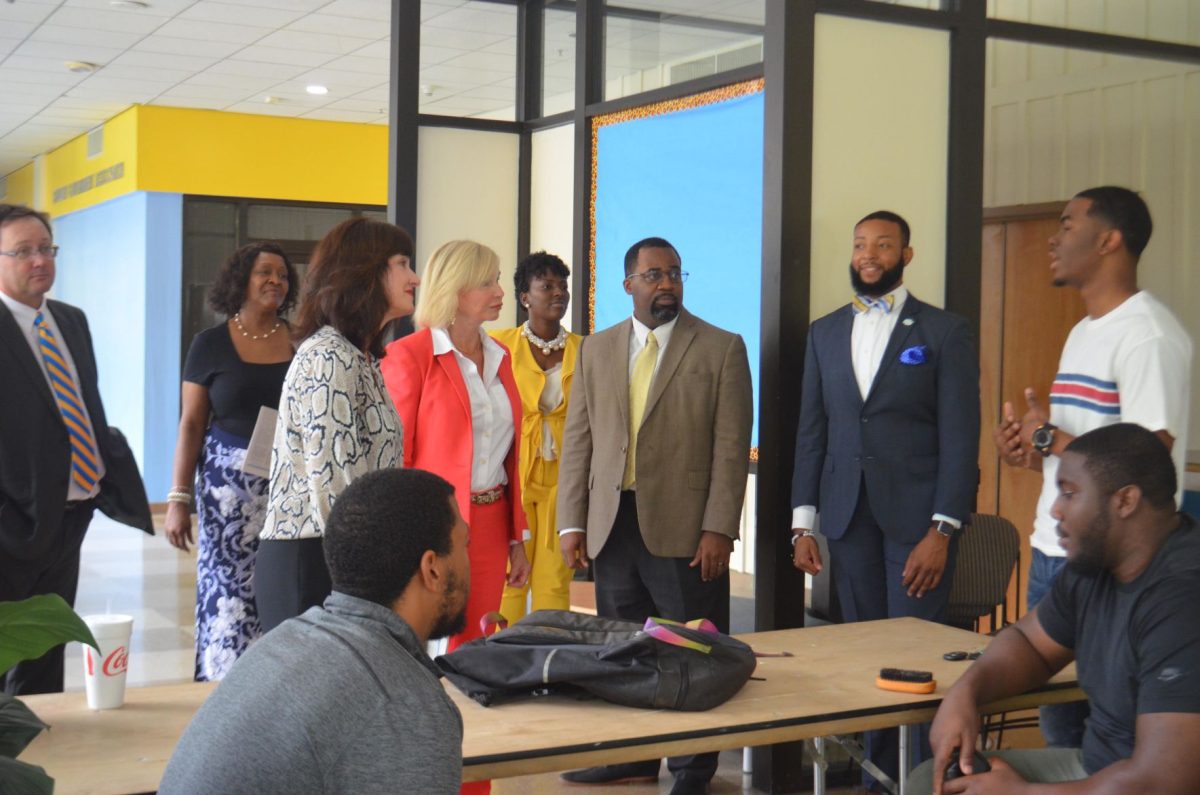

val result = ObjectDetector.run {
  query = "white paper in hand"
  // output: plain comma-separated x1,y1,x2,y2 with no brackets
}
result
241,406,278,478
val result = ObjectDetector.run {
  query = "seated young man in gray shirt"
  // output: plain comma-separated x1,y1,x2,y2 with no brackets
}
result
910,423,1200,795
161,468,470,794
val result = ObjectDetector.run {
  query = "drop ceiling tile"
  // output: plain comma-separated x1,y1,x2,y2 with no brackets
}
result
58,0,195,17
419,26,508,52
204,60,307,81
223,101,307,116
0,68,86,89
348,84,391,101
285,13,387,39
457,83,515,102
1,54,75,73
148,97,231,110
44,6,165,34
30,25,146,50
157,83,256,101
424,5,516,36
108,50,222,72
420,44,470,67
255,29,374,55
293,68,387,90
442,48,514,74
420,62,504,86
178,1,308,29
321,54,390,75
300,108,384,123
326,97,389,114
154,19,272,44
480,36,517,57
96,64,194,84
349,39,391,59
134,35,245,59
0,2,57,25
316,0,393,22
13,39,127,64
0,21,37,37
227,45,331,67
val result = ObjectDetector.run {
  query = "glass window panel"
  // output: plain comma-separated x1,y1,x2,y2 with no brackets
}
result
988,0,1200,47
184,201,235,235
603,1,765,102
866,0,942,7
246,205,352,241
421,0,517,120
543,5,576,116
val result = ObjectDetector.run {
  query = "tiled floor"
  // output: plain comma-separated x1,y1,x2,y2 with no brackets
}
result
68,513,1044,794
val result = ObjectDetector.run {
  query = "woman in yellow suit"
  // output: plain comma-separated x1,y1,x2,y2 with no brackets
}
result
492,252,582,620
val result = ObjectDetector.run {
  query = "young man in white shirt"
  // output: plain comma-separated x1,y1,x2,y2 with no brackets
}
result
995,185,1193,748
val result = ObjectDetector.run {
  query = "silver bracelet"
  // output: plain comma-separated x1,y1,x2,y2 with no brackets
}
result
790,530,817,546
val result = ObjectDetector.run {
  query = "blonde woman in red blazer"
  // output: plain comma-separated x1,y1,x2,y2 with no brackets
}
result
382,240,531,654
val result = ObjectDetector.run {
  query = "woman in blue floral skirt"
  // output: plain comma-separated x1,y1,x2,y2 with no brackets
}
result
164,242,298,681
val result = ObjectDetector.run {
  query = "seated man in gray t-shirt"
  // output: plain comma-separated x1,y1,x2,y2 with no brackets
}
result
910,423,1200,795
161,468,471,794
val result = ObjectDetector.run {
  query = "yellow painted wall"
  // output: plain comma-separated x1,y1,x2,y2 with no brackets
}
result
34,105,388,217
42,106,139,217
1,163,36,206
810,14,950,316
137,106,388,206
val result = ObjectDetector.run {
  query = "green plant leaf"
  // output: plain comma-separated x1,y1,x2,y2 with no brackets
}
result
0,754,54,794
0,594,99,676
0,695,48,759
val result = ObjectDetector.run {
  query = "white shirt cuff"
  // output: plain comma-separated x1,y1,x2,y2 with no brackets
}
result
791,506,817,531
932,514,962,529
559,528,585,536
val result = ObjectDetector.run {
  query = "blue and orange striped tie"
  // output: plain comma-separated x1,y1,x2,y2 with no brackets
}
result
34,312,100,492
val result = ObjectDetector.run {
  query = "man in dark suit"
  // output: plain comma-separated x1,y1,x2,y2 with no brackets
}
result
557,237,753,795
0,204,152,695
791,211,980,790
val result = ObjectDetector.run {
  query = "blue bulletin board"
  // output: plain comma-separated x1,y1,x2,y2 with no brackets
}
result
590,80,763,448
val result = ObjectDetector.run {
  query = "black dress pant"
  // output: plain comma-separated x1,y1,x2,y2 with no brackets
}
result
254,537,332,633
593,491,730,784
2,500,95,696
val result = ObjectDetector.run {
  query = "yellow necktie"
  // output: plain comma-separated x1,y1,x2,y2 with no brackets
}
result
623,330,659,489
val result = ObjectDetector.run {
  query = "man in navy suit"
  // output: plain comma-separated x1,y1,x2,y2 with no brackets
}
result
0,204,152,695
791,210,980,790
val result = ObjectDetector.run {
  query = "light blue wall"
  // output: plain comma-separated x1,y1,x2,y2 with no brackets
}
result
52,191,183,504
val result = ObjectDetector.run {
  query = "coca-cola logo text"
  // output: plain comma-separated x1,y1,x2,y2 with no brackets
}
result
86,646,129,677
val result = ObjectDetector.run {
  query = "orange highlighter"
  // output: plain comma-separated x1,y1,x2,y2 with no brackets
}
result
876,667,937,694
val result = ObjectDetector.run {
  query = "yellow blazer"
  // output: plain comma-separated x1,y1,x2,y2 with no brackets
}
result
489,326,582,515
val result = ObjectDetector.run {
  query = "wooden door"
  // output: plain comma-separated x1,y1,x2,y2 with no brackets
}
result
977,203,1087,619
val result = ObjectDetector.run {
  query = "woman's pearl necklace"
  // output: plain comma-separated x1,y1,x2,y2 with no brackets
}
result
521,321,566,355
233,312,282,340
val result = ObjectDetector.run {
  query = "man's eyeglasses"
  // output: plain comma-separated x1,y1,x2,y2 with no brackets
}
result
0,245,59,262
627,268,688,285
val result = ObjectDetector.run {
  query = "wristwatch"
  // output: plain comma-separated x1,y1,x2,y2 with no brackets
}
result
933,520,957,539
1032,422,1058,457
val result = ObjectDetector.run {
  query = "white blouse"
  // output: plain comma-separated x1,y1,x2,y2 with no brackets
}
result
431,327,515,493
260,326,403,540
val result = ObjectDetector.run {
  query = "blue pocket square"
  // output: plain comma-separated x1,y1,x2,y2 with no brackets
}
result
900,345,927,365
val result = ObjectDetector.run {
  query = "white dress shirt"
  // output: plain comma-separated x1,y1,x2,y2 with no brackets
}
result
793,285,959,533
538,362,564,461
0,291,104,500
431,326,515,493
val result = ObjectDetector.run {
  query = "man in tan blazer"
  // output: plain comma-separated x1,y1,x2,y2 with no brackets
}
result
557,236,752,795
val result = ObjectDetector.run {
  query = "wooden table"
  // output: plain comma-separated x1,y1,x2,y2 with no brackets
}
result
19,618,1081,794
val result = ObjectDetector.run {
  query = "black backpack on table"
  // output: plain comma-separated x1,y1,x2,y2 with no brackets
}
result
436,609,757,710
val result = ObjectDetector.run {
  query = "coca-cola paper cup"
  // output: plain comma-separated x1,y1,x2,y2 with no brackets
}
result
81,614,133,710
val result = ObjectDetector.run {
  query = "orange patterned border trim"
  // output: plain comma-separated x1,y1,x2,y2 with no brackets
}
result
586,78,765,334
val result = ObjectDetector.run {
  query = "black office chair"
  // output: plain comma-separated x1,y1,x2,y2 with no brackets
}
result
945,513,1021,632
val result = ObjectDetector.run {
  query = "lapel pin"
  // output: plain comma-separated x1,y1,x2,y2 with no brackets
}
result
902,318,914,326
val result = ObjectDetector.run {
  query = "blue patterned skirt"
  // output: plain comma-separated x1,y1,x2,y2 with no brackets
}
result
195,426,266,681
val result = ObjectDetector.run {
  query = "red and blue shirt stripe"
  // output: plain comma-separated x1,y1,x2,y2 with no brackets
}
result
1050,373,1121,415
